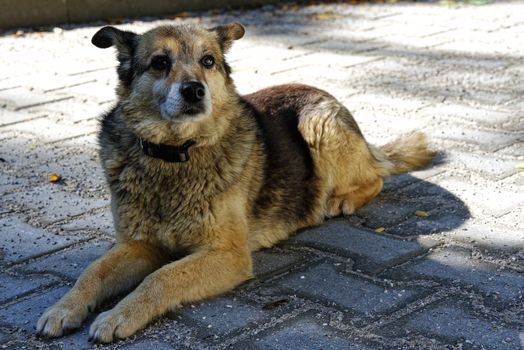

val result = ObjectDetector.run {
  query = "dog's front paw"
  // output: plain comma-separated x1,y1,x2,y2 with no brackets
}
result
36,302,88,338
89,308,144,343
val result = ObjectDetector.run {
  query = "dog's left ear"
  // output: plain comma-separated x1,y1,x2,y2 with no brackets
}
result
210,22,245,51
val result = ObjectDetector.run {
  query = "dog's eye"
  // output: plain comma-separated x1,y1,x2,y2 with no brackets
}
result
150,55,171,71
201,55,215,69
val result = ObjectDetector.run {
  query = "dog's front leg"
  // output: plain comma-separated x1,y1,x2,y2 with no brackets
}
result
88,245,252,343
37,240,168,338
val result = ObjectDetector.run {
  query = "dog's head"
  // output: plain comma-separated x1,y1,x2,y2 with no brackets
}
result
92,23,245,145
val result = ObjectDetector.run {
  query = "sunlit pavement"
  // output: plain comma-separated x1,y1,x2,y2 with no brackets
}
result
0,1,523,349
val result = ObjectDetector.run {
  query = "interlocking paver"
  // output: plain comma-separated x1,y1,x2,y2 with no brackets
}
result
0,87,72,111
355,194,439,229
444,151,520,180
61,209,113,235
123,340,186,350
381,246,524,303
289,219,438,273
251,249,304,278
0,273,55,304
3,185,108,224
5,116,97,144
444,223,524,252
0,108,45,127
400,177,523,217
376,298,522,350
236,315,373,350
181,297,266,337
1,1,523,349
388,209,472,237
272,263,419,316
419,104,516,128
0,217,84,264
0,133,63,169
0,286,70,332
0,173,30,194
20,240,112,280
30,98,108,123
430,127,522,152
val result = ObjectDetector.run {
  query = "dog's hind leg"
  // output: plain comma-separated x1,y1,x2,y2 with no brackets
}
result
298,98,386,218
36,240,168,338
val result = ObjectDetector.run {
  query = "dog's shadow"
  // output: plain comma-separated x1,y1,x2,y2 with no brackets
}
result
272,152,473,271
353,154,468,238
260,152,473,275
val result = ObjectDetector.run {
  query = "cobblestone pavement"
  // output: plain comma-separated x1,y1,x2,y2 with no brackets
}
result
1,1,523,349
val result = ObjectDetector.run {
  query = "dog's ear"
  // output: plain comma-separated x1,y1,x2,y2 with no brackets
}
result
210,22,245,51
92,26,139,85
92,26,137,49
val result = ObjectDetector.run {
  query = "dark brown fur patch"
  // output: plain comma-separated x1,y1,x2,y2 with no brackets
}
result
242,85,321,220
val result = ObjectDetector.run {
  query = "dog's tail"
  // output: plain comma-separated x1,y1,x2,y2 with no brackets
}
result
369,131,435,177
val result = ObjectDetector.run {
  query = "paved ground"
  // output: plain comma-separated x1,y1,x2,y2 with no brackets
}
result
1,1,523,349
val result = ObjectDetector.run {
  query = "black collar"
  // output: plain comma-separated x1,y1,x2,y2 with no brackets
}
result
138,138,196,163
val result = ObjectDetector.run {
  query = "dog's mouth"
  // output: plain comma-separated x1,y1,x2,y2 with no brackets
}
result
158,98,207,120
181,104,205,116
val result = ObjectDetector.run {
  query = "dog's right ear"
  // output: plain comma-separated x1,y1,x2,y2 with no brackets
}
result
92,26,137,49
92,26,138,85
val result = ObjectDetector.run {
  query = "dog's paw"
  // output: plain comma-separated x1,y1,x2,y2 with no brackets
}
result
36,303,87,338
326,195,355,217
89,308,143,343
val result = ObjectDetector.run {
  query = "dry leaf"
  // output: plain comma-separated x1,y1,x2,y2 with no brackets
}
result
108,18,124,25
49,173,61,183
374,227,385,233
310,12,343,21
175,11,191,18
415,210,429,218
515,163,524,170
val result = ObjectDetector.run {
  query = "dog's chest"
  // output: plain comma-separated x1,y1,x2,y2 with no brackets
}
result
112,161,218,249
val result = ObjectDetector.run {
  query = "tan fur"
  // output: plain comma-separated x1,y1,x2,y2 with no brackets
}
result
37,23,434,343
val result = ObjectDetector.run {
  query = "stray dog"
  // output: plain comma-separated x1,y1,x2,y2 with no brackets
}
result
37,22,433,343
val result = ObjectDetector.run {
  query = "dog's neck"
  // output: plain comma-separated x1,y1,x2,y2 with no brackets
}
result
138,137,196,163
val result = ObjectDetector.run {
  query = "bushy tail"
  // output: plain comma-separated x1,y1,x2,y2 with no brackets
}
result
369,131,435,177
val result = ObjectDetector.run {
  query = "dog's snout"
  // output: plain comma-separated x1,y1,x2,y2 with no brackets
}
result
180,82,206,103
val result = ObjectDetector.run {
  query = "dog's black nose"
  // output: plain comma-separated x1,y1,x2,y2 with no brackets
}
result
180,81,206,103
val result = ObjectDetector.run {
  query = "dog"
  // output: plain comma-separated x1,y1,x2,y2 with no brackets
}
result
36,22,433,343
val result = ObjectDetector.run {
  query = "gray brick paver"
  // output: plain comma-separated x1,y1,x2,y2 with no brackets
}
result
273,263,420,316
0,216,85,264
237,315,374,350
20,240,113,280
376,298,522,350
0,87,73,111
0,273,55,304
3,185,108,224
381,246,524,303
181,297,267,336
289,219,438,273
1,1,523,349
0,286,70,332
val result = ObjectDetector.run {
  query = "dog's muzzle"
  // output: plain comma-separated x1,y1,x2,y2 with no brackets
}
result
158,81,210,119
